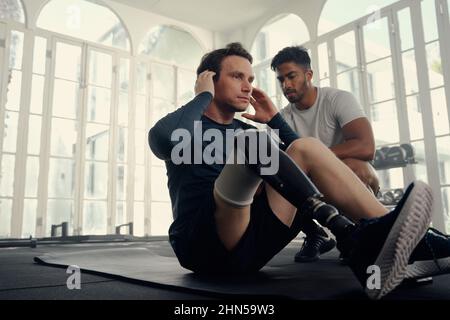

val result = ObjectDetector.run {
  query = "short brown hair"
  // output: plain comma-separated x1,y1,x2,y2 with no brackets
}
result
196,42,253,81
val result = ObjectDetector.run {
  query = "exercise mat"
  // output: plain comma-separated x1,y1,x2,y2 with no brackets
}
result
34,241,445,299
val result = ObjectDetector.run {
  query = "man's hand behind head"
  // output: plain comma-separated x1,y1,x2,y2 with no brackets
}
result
195,70,216,97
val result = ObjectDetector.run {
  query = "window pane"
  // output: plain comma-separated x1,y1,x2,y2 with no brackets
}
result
87,87,111,124
378,167,404,191
135,94,146,130
178,69,196,106
398,7,414,51
426,42,444,89
135,129,145,165
0,155,15,197
367,57,394,103
52,79,79,119
9,31,24,70
85,123,109,161
118,93,128,126
30,74,45,114
151,99,175,125
320,78,330,88
151,202,172,236
55,42,81,82
0,199,12,238
116,201,126,226
119,59,130,92
134,165,144,201
436,136,450,185
46,199,74,237
152,63,175,101
407,95,423,140
422,0,439,43
259,67,277,96
37,0,130,50
151,166,169,202
33,37,47,75
3,111,18,153
136,63,147,95
337,69,360,103
116,165,127,201
117,127,128,163
251,14,309,64
431,88,449,136
27,115,42,155
50,118,77,157
22,199,37,238
318,43,329,79
364,17,391,62
140,25,203,68
48,158,75,198
25,156,39,198
83,201,107,235
318,0,398,35
89,51,112,88
0,0,25,23
84,161,108,199
6,70,22,111
335,31,357,72
133,202,144,236
411,140,428,183
402,50,419,95
371,100,399,144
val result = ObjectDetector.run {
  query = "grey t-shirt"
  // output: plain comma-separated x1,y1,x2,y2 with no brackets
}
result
279,87,366,147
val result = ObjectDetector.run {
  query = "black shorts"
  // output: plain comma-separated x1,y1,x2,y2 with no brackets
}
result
169,186,305,274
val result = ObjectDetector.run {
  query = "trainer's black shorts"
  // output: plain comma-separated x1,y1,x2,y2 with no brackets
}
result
169,185,305,274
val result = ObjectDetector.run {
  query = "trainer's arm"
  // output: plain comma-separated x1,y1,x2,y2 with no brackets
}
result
329,117,375,161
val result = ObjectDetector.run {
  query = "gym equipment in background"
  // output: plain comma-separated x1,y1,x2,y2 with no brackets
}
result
372,143,417,170
116,222,134,236
51,222,68,237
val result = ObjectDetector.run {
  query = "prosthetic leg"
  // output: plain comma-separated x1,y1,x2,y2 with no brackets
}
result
214,130,355,242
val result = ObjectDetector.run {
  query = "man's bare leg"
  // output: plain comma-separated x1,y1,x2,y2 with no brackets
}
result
266,137,388,228
341,158,380,195
214,136,387,250
213,189,252,251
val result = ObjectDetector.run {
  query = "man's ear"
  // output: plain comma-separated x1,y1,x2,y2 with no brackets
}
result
306,69,313,82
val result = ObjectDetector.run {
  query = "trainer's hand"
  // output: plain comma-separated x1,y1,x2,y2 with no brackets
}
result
242,87,278,123
195,70,216,97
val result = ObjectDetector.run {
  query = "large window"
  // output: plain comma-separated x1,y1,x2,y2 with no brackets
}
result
316,0,450,232
37,0,130,51
139,25,203,69
137,25,203,236
0,0,25,23
251,14,310,114
318,0,400,35
251,14,309,64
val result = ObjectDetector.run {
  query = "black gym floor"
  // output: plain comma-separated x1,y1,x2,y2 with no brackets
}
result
1,238,449,300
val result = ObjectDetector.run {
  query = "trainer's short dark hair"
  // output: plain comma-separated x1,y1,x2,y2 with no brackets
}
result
270,46,311,71
197,42,253,81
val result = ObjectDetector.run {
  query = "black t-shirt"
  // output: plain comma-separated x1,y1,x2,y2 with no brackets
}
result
166,115,254,231
148,92,299,238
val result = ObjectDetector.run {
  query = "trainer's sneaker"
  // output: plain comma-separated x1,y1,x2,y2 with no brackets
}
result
338,180,433,300
295,234,336,262
406,227,450,279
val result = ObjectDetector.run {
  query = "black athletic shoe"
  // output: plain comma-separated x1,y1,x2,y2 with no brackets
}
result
295,234,337,262
338,181,433,300
406,227,450,279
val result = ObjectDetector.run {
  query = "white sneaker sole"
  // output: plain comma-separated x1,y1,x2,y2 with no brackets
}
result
406,257,450,278
365,181,433,300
